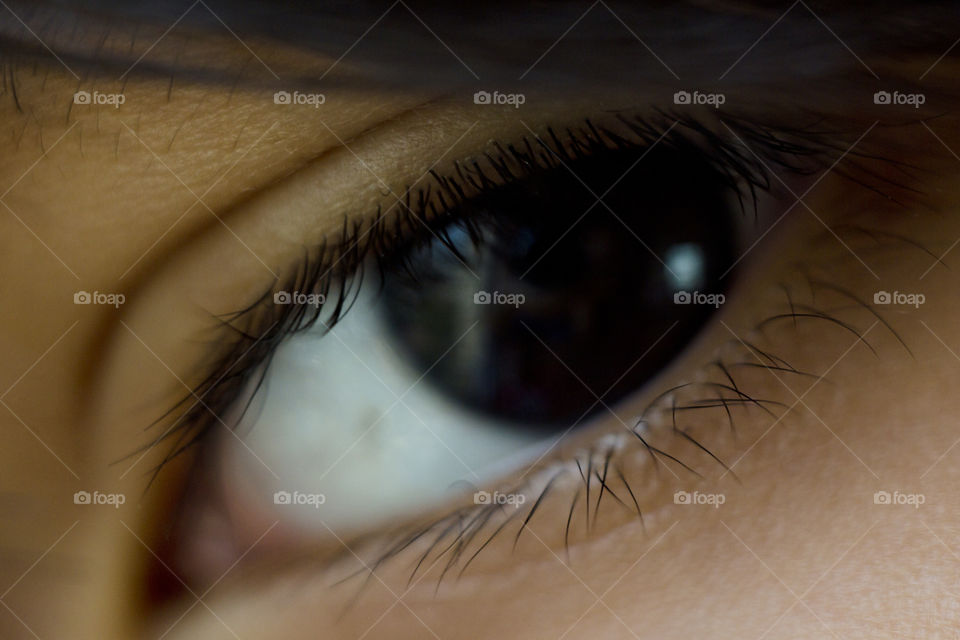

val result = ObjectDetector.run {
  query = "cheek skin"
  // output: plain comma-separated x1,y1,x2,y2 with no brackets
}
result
157,160,960,640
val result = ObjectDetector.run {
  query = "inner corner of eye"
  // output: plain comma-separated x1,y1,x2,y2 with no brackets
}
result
202,140,745,542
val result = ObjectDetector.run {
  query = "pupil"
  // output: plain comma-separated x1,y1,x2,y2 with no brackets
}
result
381,145,738,428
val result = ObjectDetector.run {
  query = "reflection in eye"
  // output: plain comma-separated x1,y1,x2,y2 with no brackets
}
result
171,117,813,543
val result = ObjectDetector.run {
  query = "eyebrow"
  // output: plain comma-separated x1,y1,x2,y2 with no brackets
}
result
1,1,957,91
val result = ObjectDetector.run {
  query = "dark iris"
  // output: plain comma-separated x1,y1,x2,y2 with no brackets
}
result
380,144,738,428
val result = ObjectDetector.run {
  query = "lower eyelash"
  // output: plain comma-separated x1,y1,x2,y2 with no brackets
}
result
327,232,925,601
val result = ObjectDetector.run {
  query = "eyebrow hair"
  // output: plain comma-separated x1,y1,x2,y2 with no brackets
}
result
1,1,957,91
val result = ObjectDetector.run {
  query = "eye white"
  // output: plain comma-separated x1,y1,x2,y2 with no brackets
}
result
218,284,548,535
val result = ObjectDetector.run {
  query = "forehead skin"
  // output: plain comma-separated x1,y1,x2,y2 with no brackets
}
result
2,3,960,639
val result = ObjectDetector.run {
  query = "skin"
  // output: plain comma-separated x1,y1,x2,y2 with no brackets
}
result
3,8,960,640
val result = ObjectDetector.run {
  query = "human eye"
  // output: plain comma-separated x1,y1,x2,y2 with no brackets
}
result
162,112,792,537
10,3,960,639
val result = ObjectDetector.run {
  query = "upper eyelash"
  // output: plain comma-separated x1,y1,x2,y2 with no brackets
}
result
125,109,891,487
